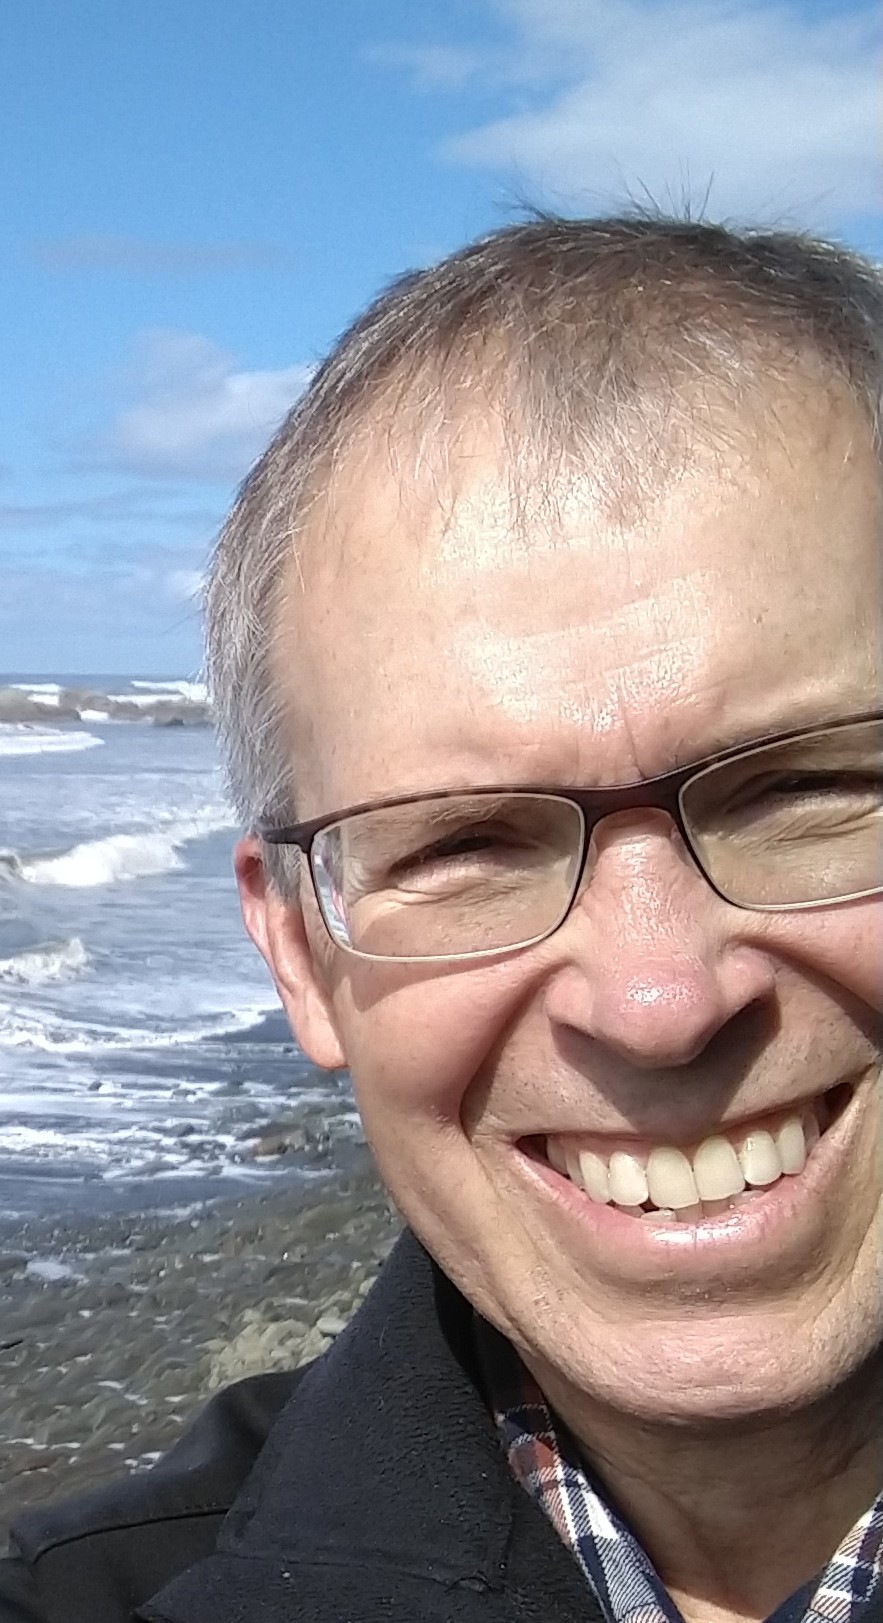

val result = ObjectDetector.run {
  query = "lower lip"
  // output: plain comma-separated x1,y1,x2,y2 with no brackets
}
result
514,1090,859,1275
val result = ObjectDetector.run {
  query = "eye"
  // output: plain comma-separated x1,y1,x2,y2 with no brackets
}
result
730,769,883,809
399,824,526,870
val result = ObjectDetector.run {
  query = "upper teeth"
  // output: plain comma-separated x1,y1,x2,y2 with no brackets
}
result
547,1109,817,1210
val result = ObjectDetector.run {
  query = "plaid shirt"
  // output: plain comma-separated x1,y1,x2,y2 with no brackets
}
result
476,1319,883,1623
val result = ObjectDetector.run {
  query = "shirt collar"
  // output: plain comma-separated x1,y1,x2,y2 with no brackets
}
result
474,1313,883,1623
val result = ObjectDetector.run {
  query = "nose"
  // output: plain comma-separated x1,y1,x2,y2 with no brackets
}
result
542,811,777,1069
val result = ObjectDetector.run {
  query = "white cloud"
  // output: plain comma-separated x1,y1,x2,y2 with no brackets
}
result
0,543,209,671
105,331,311,481
387,0,880,227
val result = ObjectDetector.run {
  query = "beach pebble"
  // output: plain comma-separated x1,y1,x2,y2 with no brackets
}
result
314,1311,349,1338
0,1170,400,1550
0,1252,29,1278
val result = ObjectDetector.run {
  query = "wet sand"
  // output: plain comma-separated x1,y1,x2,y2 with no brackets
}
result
0,1165,399,1549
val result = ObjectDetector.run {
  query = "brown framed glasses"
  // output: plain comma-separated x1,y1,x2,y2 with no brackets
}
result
256,713,883,962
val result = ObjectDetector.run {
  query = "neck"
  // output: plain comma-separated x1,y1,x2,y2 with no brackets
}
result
525,1350,883,1623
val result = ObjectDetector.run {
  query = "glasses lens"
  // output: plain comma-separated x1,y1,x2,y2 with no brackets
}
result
681,719,883,908
311,792,584,959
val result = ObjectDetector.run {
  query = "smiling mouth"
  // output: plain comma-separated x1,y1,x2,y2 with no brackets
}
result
526,1083,855,1223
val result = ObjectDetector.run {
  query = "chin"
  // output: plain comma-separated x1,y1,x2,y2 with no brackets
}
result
509,1280,883,1431
380,1128,883,1433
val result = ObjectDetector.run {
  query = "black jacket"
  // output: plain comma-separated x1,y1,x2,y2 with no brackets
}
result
0,1231,599,1623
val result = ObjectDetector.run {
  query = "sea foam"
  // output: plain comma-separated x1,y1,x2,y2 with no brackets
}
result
0,726,103,758
18,811,233,888
0,938,89,986
131,679,207,703
0,1001,272,1054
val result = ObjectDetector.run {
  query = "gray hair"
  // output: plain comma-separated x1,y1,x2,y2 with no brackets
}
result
204,212,883,894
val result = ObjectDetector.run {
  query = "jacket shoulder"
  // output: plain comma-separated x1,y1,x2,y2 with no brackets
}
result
0,1369,303,1623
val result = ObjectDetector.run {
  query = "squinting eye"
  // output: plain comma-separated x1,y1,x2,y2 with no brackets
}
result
730,770,882,807
785,772,881,803
431,831,510,856
402,827,523,868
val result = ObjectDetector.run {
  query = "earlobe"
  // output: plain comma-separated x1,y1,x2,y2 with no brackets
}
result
234,836,346,1072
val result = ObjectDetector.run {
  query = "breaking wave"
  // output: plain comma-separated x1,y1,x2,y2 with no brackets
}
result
0,937,89,986
130,679,207,704
0,678,208,727
0,725,103,758
0,1002,271,1054
11,810,235,889
22,832,186,887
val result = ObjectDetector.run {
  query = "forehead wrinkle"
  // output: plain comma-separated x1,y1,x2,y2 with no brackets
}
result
441,618,720,782
278,375,881,815
442,557,730,715
433,593,877,785
448,619,701,711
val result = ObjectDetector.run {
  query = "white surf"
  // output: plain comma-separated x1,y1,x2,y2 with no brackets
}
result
18,810,234,888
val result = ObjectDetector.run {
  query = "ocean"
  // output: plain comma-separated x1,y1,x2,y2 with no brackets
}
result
0,676,357,1220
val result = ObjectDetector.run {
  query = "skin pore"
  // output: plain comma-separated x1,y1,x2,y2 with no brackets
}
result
237,371,883,1623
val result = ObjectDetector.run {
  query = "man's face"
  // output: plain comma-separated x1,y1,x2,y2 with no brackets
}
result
242,375,883,1425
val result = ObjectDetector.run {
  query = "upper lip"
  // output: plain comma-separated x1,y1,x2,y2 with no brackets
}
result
525,1083,846,1150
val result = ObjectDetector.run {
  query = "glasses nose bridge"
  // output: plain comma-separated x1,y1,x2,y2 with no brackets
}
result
566,777,701,909
572,776,690,847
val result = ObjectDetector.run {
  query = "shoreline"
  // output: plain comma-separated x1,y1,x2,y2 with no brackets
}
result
0,1164,400,1548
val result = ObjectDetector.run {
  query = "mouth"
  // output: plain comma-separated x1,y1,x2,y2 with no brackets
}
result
522,1082,855,1226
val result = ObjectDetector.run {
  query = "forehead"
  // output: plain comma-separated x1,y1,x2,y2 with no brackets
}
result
276,379,881,813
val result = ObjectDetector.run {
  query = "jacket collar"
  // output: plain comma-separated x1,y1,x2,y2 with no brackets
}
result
142,1231,596,1622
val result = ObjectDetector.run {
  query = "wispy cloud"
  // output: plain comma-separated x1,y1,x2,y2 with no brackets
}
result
366,42,484,91
0,545,208,669
164,566,205,603
0,490,218,536
378,0,880,228
31,233,284,276
101,330,311,482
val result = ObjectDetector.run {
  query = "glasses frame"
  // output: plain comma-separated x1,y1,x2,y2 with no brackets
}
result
256,709,883,961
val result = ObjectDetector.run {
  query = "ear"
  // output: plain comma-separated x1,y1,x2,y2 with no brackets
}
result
234,836,346,1072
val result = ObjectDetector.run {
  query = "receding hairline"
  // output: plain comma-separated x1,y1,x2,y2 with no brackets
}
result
260,237,881,592
269,350,874,806
204,213,883,891
268,297,873,605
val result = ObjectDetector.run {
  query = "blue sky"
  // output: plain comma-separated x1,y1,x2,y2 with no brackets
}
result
2,0,879,675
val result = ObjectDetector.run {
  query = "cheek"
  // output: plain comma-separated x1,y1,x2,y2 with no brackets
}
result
769,900,883,1018
329,956,545,1126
